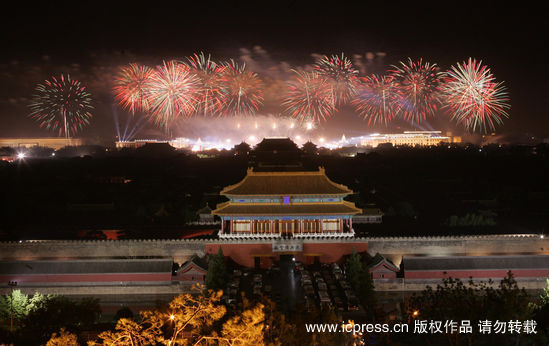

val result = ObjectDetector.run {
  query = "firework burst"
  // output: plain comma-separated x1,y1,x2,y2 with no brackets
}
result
390,58,442,123
113,63,154,114
313,53,359,106
185,52,224,117
352,75,401,126
440,58,510,132
218,60,264,116
282,70,335,123
145,60,200,130
29,74,93,137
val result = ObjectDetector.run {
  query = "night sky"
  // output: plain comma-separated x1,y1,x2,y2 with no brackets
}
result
1,1,547,139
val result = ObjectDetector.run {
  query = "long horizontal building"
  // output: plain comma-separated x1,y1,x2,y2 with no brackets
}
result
0,137,84,149
360,131,460,147
402,255,549,280
0,258,173,286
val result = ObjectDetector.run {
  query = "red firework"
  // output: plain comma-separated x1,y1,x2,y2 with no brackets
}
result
389,58,442,123
282,70,335,123
113,63,154,114
145,60,200,130
440,58,510,132
218,60,264,116
313,53,359,106
185,52,225,117
352,75,401,126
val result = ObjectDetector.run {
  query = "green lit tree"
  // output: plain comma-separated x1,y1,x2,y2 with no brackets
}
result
0,290,48,331
23,296,100,343
532,279,549,340
540,279,549,307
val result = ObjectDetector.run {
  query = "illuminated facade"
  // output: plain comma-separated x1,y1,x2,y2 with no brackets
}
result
360,131,460,147
115,139,173,149
0,137,84,150
212,167,362,238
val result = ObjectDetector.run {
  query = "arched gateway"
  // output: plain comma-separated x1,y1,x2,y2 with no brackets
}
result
208,167,368,268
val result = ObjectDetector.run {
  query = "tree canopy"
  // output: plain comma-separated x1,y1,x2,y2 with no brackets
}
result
345,249,376,315
89,284,264,346
206,247,228,291
404,272,540,345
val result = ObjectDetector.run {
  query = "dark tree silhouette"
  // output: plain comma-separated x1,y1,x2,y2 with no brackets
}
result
205,247,228,291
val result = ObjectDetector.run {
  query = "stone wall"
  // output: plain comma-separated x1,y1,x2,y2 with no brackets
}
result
374,277,549,292
365,234,549,267
205,240,369,267
0,239,206,265
2,235,549,295
1,234,548,269
0,283,193,296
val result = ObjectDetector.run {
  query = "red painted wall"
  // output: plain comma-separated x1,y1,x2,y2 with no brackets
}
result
370,263,398,279
205,242,368,268
405,269,549,279
371,272,397,279
206,243,272,267
174,274,205,283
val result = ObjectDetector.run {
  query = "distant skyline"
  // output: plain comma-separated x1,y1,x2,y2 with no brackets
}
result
1,1,547,139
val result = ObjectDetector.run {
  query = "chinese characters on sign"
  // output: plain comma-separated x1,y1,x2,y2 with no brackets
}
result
413,320,537,334
272,242,303,252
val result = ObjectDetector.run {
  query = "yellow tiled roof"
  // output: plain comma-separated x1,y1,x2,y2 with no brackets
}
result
220,167,353,196
212,201,362,216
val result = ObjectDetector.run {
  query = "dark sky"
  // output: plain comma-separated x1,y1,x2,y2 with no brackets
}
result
1,1,547,139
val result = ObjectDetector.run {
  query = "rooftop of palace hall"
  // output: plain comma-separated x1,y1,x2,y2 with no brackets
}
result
219,167,353,196
212,200,361,216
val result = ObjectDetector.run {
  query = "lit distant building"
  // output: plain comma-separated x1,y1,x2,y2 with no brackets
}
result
0,137,84,150
116,138,216,150
360,131,461,148
116,139,173,149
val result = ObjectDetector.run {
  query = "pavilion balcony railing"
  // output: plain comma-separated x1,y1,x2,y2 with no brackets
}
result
293,230,355,238
218,233,282,239
218,229,355,239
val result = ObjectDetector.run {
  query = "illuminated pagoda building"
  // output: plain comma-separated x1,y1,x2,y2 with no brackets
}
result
207,138,368,268
213,167,362,239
